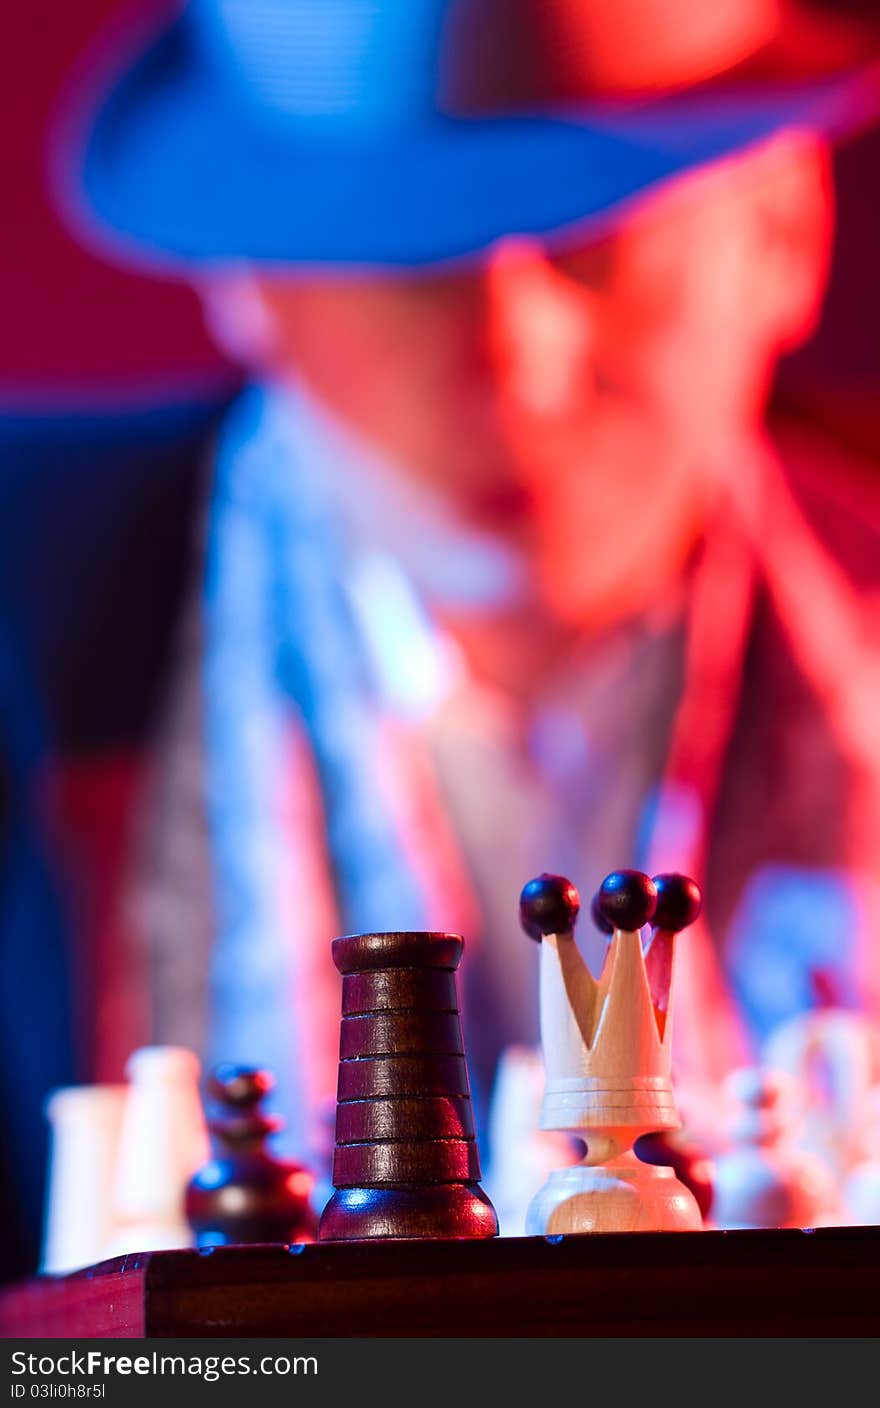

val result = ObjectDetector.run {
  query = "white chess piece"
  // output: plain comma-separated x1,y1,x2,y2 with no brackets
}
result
763,1006,880,1182
485,1044,579,1236
710,1066,843,1229
103,1045,210,1257
40,1084,127,1274
842,1086,880,1225
519,870,704,1235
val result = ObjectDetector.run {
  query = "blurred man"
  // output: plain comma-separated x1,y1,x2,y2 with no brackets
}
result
57,0,880,1162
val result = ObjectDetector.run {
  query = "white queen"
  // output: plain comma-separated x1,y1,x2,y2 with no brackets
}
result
519,870,705,1235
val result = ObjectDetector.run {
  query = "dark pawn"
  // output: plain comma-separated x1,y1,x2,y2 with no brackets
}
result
635,1129,714,1220
519,874,580,941
652,873,703,932
185,1066,319,1247
595,869,657,932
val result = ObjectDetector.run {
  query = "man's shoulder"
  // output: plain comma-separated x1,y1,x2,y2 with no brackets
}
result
0,385,241,750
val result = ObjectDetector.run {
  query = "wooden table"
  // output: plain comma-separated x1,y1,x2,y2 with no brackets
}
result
2,1227,880,1337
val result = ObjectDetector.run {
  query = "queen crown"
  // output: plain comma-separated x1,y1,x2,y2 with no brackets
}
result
519,870,702,1134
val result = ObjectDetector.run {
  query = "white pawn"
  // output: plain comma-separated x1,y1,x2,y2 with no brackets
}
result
763,1006,880,1183
103,1046,210,1257
485,1044,579,1237
41,1084,127,1274
711,1066,843,1229
842,1087,880,1225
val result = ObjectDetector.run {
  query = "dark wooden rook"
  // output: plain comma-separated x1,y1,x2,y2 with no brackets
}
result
318,930,498,1241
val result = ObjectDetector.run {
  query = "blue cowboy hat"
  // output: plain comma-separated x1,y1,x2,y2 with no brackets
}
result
57,0,880,273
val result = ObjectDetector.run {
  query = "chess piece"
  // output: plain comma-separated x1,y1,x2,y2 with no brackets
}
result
762,995,880,1182
842,1086,880,1225
633,1128,715,1221
185,1065,319,1246
40,1084,127,1274
710,1066,843,1229
103,1045,210,1256
520,870,704,1234
318,930,498,1240
484,1044,580,1237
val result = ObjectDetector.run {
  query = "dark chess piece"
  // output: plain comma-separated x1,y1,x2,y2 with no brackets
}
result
185,1066,319,1246
633,1129,715,1220
317,931,499,1241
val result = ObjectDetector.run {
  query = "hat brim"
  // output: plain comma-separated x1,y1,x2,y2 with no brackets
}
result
67,16,880,272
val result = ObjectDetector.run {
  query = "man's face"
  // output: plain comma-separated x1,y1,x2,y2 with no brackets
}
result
240,133,830,632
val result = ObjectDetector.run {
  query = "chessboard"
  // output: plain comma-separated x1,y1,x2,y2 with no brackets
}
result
12,874,880,1341
3,1227,880,1338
